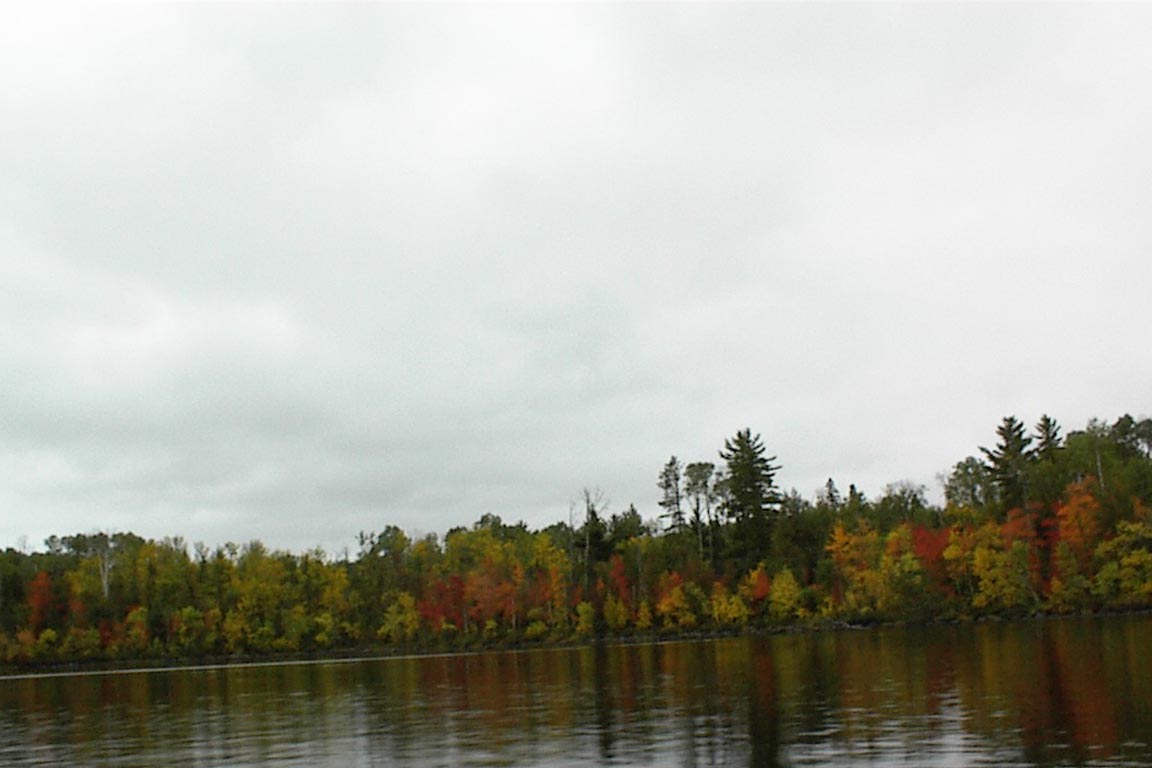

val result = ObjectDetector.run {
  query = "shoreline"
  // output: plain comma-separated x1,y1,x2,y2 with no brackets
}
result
5,607,1147,680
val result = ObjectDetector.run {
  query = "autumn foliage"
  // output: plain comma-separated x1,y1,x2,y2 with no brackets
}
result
1,413,1151,666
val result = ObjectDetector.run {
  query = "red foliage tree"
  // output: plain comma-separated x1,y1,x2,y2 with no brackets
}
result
26,571,55,634
419,574,466,632
608,554,632,608
912,525,951,594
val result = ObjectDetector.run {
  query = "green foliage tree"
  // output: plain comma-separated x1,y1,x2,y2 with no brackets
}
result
354,526,411,631
869,482,934,531
684,462,716,562
1110,414,1150,461
719,428,781,569
1028,415,1068,511
575,489,611,594
980,416,1034,514
1093,520,1152,608
944,456,997,512
657,456,685,533
771,491,832,584
1064,419,1152,525
1046,543,1092,613
61,532,118,602
1034,414,1063,461
607,505,645,549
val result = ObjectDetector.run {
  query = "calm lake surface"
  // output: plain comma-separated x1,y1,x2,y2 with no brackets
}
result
2,614,1150,767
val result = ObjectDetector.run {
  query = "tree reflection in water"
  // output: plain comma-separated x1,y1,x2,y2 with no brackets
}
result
1,614,1150,767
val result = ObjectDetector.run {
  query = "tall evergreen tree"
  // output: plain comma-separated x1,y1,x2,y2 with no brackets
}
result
575,488,609,593
820,478,842,510
719,429,780,520
844,483,868,521
1034,414,1063,462
1027,415,1067,509
607,504,645,549
718,428,781,567
657,456,685,533
980,416,1034,513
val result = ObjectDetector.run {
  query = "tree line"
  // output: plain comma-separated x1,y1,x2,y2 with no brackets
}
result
2,414,1151,666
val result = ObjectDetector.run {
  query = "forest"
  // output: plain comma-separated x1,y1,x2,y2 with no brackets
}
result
2,414,1151,666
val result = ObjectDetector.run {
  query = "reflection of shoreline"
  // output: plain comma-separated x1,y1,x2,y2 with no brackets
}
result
6,608,1149,679
2,616,1150,767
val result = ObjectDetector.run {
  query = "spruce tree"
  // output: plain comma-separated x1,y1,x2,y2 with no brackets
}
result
980,416,1034,513
719,429,780,520
718,428,781,568
1034,414,1063,462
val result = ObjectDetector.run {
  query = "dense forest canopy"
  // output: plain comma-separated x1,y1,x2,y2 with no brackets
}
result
3,413,1151,665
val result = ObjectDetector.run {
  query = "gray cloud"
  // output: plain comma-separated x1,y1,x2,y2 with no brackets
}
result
2,4,1151,552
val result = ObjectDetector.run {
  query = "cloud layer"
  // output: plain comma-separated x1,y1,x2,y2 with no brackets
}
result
3,5,1150,552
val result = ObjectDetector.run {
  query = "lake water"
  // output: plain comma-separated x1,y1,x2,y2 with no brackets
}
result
2,614,1150,767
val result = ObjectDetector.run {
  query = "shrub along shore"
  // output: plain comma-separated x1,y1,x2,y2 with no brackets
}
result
3,415,1151,669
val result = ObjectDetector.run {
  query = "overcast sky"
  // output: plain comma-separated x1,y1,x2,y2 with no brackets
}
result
2,4,1150,555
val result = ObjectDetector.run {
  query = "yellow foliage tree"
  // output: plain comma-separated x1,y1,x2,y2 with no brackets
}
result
971,540,1034,613
768,568,802,621
603,594,629,633
377,591,421,645
635,600,653,631
575,601,596,637
710,582,749,627
825,522,882,618
123,606,150,656
876,525,928,617
1093,520,1152,608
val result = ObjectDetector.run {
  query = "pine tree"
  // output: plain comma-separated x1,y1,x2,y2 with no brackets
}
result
719,429,781,568
719,429,780,520
821,478,842,510
1027,415,1067,510
1034,414,1063,462
980,416,1034,513
657,456,685,532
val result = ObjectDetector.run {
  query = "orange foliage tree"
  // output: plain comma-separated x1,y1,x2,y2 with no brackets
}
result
1057,479,1102,575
